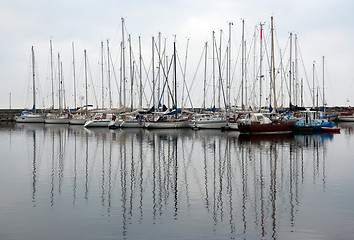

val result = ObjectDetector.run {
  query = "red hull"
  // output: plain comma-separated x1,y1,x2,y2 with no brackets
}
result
321,127,340,133
238,121,295,134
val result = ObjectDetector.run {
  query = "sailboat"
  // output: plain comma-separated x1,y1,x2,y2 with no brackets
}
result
45,53,70,124
144,41,190,129
70,49,90,125
15,47,45,123
84,42,121,128
188,41,226,130
237,17,296,134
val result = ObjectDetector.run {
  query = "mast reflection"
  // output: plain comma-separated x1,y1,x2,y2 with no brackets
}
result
20,123,334,239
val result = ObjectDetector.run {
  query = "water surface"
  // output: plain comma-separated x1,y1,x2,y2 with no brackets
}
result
0,122,354,240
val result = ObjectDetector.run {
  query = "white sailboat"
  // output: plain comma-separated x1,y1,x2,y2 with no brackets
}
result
70,48,89,125
145,41,190,129
45,53,70,124
15,47,45,123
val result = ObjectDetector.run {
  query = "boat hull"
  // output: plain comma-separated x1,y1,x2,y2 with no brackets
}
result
84,120,110,128
238,121,295,134
45,118,70,124
338,116,354,122
145,119,190,129
191,120,227,129
321,127,340,133
120,120,143,128
69,118,87,125
15,115,45,123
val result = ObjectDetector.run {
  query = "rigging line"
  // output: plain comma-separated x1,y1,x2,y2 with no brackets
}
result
86,55,99,108
182,43,205,108
297,42,312,106
153,40,176,108
141,57,153,107
177,52,194,110
108,46,121,108
323,62,336,104
214,36,228,113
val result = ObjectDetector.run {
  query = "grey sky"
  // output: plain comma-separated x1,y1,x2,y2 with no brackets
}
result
1,0,353,109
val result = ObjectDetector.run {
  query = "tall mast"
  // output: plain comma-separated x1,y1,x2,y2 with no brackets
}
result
57,53,61,113
31,46,36,112
271,16,277,113
313,61,315,108
219,29,222,110
203,42,208,109
50,40,54,109
228,22,232,111
182,38,189,110
152,36,155,109
322,56,325,111
139,36,143,108
212,31,216,108
72,42,77,108
174,40,177,118
295,34,298,106
101,41,104,109
107,39,112,109
289,32,293,109
129,34,133,112
259,23,264,112
121,18,126,106
157,32,161,107
241,19,245,111
84,50,88,115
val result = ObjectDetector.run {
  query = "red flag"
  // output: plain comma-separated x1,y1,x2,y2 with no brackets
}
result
260,28,263,39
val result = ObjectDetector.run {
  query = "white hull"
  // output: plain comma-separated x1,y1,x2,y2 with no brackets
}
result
228,122,239,130
84,119,110,128
338,116,354,122
69,118,87,125
120,120,143,128
45,118,70,124
15,114,45,123
145,120,190,129
108,119,123,129
191,120,227,129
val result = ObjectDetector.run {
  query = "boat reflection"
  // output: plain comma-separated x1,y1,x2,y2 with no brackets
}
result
14,123,334,239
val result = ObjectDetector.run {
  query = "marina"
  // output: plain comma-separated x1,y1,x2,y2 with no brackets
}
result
0,122,353,239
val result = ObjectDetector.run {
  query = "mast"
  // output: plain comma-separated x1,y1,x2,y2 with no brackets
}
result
58,53,61,113
259,23,264,112
31,46,36,112
139,36,142,108
50,40,54,109
101,41,104,109
152,36,155,109
219,29,222,110
289,32,293,109
212,31,216,108
322,56,325,111
121,18,126,106
157,32,161,107
228,22,233,111
182,38,189,110
107,40,112,109
129,34,133,112
84,50,88,115
295,34,298,106
203,42,208,109
241,19,245,111
174,40,177,118
271,16,277,113
72,42,77,108
312,61,315,108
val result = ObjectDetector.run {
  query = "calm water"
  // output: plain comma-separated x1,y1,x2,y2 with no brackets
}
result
1,122,354,240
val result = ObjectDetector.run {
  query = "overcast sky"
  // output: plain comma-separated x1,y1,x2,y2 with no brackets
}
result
1,0,354,109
